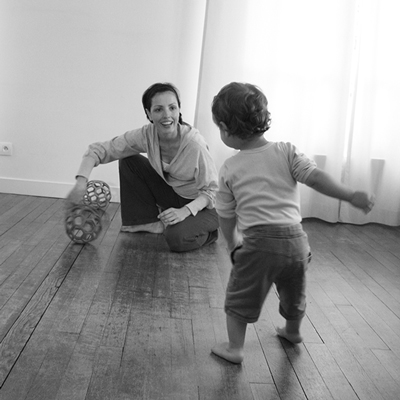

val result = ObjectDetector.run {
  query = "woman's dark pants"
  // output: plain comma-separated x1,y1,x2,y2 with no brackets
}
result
119,155,219,252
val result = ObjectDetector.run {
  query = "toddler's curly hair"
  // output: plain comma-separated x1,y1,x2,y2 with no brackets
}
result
212,82,271,140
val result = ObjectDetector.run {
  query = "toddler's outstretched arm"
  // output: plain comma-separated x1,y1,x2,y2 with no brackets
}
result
305,168,374,213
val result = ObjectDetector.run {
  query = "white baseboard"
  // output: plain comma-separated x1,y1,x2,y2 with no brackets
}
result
0,177,121,203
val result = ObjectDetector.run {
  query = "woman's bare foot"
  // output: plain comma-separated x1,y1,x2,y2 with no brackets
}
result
276,327,303,344
121,221,164,233
211,342,244,364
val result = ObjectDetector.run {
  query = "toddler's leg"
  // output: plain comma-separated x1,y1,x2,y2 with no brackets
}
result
276,318,303,344
211,315,246,364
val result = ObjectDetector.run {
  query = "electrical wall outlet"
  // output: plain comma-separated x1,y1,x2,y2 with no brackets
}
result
0,142,13,156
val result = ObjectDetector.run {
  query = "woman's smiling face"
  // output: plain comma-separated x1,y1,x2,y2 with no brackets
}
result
146,91,180,138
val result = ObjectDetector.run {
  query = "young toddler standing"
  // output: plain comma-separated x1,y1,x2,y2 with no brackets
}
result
211,82,374,364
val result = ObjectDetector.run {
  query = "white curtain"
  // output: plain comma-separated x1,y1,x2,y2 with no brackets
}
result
194,0,400,226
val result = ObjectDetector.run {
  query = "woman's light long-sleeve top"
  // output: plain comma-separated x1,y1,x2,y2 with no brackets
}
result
77,123,218,215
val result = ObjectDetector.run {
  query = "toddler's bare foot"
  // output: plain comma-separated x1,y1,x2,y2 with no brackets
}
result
211,342,244,364
276,327,303,344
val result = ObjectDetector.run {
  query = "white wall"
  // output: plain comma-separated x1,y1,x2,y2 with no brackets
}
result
0,0,206,202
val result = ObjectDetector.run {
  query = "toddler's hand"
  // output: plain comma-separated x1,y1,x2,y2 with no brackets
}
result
226,234,243,254
351,191,375,214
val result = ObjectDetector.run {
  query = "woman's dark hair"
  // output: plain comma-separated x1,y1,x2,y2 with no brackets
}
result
142,82,183,124
212,82,271,140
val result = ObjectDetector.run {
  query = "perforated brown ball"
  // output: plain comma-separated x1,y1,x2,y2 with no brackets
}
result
65,205,102,244
83,180,112,209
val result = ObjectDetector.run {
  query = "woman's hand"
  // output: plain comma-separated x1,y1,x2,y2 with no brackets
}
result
65,178,87,210
158,206,191,226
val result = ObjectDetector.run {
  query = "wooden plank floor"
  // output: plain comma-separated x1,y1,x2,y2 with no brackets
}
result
0,193,400,400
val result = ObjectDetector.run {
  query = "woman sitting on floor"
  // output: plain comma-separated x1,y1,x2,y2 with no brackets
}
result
66,82,219,252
